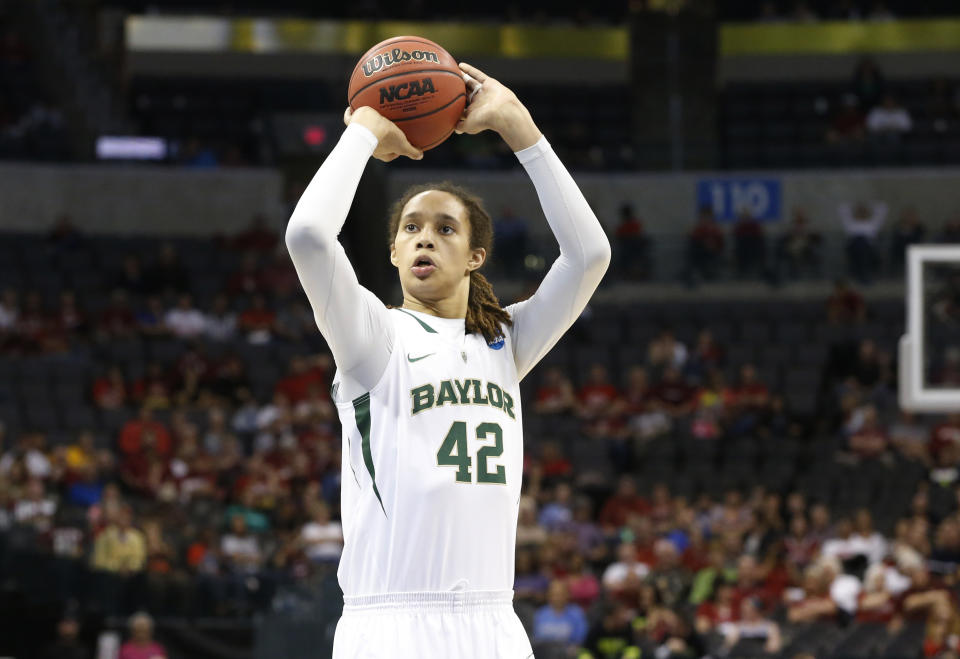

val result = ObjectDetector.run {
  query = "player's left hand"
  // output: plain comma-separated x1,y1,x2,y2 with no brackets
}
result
456,63,542,152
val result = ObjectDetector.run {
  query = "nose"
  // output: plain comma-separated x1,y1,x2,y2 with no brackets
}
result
416,228,435,249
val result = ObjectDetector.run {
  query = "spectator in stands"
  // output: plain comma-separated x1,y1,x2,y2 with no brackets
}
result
231,214,278,252
851,57,885,109
776,208,822,280
221,513,263,579
119,612,167,659
733,210,767,278
534,367,577,417
92,366,128,410
929,413,960,464
786,562,838,623
866,94,913,140
517,497,548,548
827,279,866,324
539,481,574,531
39,612,89,659
889,410,930,464
599,475,650,533
203,293,237,342
227,252,265,295
144,243,188,295
238,294,277,344
514,547,549,604
784,514,819,579
621,365,670,442
647,328,688,374
602,542,650,602
14,477,56,532
839,200,887,285
16,290,50,353
648,538,692,607
614,203,650,280
275,300,317,343
650,366,696,419
532,579,588,647
582,601,635,659
890,207,926,272
493,207,529,277
847,404,889,461
577,363,620,429
827,93,866,144
721,597,782,655
851,508,888,565
300,501,342,564
164,294,206,340
686,206,725,284
56,289,86,337
92,503,146,574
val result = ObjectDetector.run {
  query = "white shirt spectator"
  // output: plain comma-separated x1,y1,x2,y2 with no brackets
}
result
25,449,52,479
221,533,261,572
164,306,207,338
601,560,650,589
850,531,888,564
301,520,344,561
204,311,237,341
839,202,887,239
867,105,912,133
830,573,862,614
14,497,56,530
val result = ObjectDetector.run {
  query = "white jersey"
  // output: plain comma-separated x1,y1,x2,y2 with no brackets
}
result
332,308,523,595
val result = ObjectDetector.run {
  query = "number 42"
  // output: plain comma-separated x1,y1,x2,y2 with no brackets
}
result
436,421,506,484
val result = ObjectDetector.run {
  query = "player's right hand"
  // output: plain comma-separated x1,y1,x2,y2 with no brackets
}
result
344,106,423,162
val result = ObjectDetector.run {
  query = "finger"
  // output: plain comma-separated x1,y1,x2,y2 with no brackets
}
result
393,132,424,160
458,62,487,83
462,73,481,93
375,153,399,162
343,106,353,126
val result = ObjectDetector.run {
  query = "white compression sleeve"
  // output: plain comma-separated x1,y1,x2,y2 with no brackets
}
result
285,123,394,393
506,136,611,381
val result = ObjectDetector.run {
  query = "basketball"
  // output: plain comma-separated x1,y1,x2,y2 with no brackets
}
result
348,36,466,151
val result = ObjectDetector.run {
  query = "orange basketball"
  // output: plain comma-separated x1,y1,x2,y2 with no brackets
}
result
348,36,466,151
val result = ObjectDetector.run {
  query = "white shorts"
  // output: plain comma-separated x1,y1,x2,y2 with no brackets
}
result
333,590,534,659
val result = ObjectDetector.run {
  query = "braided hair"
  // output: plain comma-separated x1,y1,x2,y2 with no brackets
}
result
388,181,512,344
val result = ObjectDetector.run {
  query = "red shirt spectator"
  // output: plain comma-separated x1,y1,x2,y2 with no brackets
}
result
599,476,651,530
260,252,300,298
650,367,695,416
275,356,328,405
534,367,576,415
93,367,127,409
577,364,619,419
691,211,725,253
119,410,172,456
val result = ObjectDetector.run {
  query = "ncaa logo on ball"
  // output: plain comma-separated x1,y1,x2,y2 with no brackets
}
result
488,337,505,350
362,48,440,77
379,78,436,104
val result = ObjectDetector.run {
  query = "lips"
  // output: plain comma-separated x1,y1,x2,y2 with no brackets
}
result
411,254,436,279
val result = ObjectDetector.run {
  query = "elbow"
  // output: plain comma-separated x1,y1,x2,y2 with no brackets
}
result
285,218,332,261
584,233,612,280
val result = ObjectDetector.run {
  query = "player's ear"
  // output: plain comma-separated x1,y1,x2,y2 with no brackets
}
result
390,242,399,268
467,247,485,272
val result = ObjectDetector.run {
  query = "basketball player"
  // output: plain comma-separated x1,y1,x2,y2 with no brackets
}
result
286,63,610,657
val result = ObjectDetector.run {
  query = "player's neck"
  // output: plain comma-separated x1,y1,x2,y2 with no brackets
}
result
401,288,468,320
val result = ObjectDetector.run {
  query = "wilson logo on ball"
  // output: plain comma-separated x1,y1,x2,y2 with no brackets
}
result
362,48,440,77
379,78,436,103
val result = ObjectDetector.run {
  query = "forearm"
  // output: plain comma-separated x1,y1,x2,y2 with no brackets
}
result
507,137,611,380
284,124,393,385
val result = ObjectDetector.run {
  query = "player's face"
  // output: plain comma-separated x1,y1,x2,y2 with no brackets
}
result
391,190,485,302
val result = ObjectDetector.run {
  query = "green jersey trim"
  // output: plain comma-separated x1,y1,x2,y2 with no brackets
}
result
352,392,387,518
397,308,438,334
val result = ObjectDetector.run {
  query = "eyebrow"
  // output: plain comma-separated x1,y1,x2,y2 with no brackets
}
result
402,211,462,225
